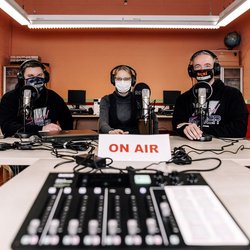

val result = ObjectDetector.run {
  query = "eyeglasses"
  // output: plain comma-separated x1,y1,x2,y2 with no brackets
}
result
115,77,131,81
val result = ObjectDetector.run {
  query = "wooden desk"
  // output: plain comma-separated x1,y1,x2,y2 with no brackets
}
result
72,114,173,133
157,115,173,133
72,114,99,130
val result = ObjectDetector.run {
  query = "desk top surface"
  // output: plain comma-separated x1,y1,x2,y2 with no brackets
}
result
1,159,250,249
1,136,250,165
1,136,250,249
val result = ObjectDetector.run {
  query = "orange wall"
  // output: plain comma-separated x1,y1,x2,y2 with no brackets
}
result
227,10,250,100
1,10,250,102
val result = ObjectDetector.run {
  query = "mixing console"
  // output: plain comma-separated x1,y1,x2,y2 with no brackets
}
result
12,172,249,249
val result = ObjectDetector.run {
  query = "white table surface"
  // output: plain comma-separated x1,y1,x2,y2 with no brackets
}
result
1,158,250,249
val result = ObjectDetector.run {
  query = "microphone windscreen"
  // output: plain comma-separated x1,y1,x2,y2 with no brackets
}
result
192,81,213,100
23,89,31,100
133,82,151,110
21,85,39,100
133,82,151,97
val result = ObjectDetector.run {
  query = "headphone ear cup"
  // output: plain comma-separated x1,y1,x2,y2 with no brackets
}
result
213,62,221,76
17,71,25,85
131,75,136,87
44,70,50,83
187,64,195,78
110,74,115,86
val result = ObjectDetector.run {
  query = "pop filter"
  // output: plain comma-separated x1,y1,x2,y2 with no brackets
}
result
133,82,151,111
192,81,213,101
21,85,39,101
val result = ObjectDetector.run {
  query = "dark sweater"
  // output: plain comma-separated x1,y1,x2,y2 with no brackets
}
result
99,91,139,134
172,80,248,138
0,86,73,137
99,91,159,134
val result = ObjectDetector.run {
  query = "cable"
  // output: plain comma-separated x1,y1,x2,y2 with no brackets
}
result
53,159,75,169
179,157,222,173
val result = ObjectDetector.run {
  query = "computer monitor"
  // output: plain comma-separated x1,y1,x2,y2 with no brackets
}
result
163,90,181,110
68,90,86,109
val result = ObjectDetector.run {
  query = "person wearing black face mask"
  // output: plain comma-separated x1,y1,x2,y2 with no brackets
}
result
172,50,248,140
0,60,73,138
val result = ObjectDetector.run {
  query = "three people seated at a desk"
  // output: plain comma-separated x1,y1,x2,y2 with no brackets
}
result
0,51,248,140
0,60,73,138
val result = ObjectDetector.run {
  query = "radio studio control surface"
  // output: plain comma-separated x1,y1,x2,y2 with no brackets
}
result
12,172,249,249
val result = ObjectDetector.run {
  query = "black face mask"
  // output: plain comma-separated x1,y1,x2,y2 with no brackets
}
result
194,69,214,82
25,77,46,92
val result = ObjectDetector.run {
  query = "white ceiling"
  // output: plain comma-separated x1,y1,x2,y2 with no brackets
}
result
1,0,250,29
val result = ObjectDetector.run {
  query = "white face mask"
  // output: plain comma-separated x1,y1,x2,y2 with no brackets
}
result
115,80,131,93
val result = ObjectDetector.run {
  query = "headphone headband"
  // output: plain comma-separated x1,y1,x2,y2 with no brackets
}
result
110,65,137,86
188,50,221,78
17,59,50,85
189,49,218,61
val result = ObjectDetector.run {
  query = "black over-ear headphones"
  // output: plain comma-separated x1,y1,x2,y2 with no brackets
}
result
110,65,137,86
17,59,50,85
187,50,221,78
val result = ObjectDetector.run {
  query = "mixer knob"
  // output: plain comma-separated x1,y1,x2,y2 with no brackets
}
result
27,219,40,235
49,219,60,235
169,234,180,245
146,218,157,234
160,201,171,217
127,219,138,235
88,219,99,235
186,173,198,184
68,219,79,235
108,219,118,235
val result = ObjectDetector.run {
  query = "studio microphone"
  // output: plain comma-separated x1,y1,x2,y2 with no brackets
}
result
192,81,213,141
21,85,39,115
16,85,39,138
23,89,31,118
142,88,150,124
133,82,153,134
133,82,150,115
198,87,207,109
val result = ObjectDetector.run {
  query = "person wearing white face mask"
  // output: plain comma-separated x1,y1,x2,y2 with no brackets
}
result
99,65,139,134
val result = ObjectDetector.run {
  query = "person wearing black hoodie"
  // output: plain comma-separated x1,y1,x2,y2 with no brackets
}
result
0,60,73,138
172,50,248,140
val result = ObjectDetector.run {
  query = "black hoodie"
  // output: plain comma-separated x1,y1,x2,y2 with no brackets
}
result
0,84,73,137
172,79,248,138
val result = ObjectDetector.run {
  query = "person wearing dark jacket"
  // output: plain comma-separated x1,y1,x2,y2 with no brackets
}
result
172,50,248,140
99,65,158,134
0,60,73,138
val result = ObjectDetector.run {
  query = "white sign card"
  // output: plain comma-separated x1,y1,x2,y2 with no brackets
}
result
98,134,171,161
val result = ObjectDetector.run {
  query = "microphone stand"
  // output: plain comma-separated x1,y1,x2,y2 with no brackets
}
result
198,106,212,142
16,107,32,139
148,105,155,134
138,105,155,134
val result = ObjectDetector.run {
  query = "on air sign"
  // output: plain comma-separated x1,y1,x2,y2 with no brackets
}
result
98,134,171,161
